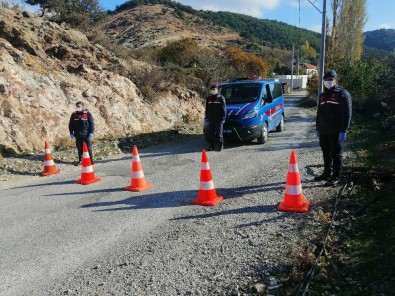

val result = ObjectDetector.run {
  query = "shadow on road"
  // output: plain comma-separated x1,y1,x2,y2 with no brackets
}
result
45,187,126,197
9,180,76,190
4,169,40,177
252,140,319,153
218,182,284,198
80,189,195,211
74,182,285,213
94,135,207,164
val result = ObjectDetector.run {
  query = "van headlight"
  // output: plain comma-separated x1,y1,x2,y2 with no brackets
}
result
242,109,258,120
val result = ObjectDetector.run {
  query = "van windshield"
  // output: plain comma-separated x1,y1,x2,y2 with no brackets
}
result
220,83,262,104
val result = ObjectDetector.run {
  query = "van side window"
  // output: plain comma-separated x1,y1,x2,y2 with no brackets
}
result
261,88,267,105
272,84,283,100
265,84,273,103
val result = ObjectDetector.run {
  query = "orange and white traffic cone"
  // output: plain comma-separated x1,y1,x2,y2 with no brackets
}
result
278,150,309,213
125,145,153,192
41,141,60,176
192,150,223,206
75,142,101,185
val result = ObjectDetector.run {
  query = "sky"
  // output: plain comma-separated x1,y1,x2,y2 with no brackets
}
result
97,0,395,33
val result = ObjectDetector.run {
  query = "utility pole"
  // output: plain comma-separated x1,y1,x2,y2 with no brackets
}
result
307,0,327,101
318,0,327,98
297,0,301,76
291,44,294,92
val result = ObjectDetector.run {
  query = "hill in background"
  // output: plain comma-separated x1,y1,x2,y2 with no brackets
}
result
109,0,395,58
110,0,321,51
364,28,395,52
101,3,241,49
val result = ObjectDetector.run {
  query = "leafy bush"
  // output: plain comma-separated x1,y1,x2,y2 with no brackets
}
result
174,9,185,19
305,57,395,114
225,47,269,77
333,58,395,112
303,74,319,107
128,66,171,103
158,38,199,68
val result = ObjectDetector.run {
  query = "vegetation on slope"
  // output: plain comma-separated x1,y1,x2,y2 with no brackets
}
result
113,0,321,51
364,28,395,52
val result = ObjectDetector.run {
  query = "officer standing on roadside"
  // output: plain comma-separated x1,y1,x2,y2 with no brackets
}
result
69,101,95,165
205,84,227,151
315,70,352,185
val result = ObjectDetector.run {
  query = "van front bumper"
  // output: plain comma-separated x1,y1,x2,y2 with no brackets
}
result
223,122,263,141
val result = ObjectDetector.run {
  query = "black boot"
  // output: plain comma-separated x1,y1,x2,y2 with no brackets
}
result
314,171,331,181
215,143,223,151
325,173,340,186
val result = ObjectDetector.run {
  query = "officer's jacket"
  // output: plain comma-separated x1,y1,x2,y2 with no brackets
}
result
205,94,226,123
316,86,352,134
69,110,94,137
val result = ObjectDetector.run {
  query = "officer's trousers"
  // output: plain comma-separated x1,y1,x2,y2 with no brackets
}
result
206,121,224,148
75,136,93,163
319,132,344,177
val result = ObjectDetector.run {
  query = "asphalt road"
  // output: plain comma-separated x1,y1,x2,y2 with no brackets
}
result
0,93,324,295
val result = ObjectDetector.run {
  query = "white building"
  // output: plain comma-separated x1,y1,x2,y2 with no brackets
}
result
274,75,309,90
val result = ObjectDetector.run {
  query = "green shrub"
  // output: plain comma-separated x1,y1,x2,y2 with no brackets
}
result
175,9,185,19
158,38,199,68
303,74,320,107
333,58,395,112
128,66,171,102
55,137,75,151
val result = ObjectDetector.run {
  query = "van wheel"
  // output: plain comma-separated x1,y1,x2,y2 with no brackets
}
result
276,115,284,132
257,123,268,144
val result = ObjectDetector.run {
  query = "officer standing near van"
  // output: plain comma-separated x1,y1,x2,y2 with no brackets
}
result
315,70,352,186
69,101,95,165
205,84,227,151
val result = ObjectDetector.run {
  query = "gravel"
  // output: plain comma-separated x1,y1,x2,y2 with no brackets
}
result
1,95,342,296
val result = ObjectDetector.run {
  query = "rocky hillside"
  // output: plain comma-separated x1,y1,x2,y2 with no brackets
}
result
101,4,241,48
0,7,204,155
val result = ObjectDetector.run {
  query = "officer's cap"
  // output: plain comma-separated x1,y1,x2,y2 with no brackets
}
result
323,70,337,79
210,84,218,90
75,101,85,106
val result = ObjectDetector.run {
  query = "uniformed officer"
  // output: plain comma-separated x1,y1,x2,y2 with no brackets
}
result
205,84,227,151
68,101,95,165
315,70,352,185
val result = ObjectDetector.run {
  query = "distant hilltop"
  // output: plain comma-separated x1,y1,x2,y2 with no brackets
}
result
364,28,395,52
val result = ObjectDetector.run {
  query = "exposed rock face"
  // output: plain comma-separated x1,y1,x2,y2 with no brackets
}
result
0,7,204,154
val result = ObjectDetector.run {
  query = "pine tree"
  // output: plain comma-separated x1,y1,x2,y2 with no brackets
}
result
25,0,103,26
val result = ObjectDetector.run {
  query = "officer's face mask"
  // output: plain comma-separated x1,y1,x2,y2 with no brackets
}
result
324,80,336,89
76,105,82,112
210,89,218,95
